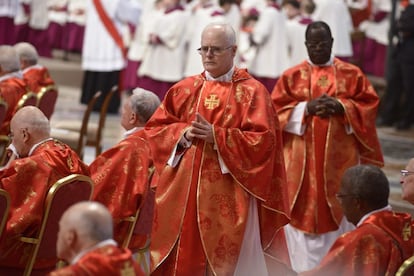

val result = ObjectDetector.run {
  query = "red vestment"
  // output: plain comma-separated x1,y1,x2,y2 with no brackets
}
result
301,210,414,276
271,58,384,234
22,65,55,93
0,139,89,269
0,74,28,134
90,130,153,250
47,243,144,276
145,68,290,275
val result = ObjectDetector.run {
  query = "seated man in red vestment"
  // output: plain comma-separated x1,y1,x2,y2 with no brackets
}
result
49,201,144,276
90,88,160,251
14,42,56,94
0,106,89,271
271,20,384,272
401,158,414,205
0,45,28,135
144,22,290,275
301,164,414,276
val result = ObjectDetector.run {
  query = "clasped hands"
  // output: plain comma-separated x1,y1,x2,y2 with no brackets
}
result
307,94,344,118
183,113,214,144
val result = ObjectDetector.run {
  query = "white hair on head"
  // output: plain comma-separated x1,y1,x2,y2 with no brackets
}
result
202,23,237,46
131,87,161,123
0,46,20,72
14,42,39,65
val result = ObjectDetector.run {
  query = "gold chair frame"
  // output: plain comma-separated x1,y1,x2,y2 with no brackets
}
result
19,174,94,276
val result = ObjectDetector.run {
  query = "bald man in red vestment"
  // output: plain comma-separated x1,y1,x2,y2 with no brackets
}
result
271,21,384,272
49,201,144,276
145,22,290,275
0,45,28,135
301,165,414,276
0,106,89,272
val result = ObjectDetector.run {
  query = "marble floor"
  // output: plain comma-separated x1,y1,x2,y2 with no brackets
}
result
41,53,414,215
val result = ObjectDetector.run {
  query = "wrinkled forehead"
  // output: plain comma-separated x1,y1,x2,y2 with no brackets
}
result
407,159,414,170
201,28,228,45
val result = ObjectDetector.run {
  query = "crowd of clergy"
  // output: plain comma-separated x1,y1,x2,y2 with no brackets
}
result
1,0,414,275
0,0,400,91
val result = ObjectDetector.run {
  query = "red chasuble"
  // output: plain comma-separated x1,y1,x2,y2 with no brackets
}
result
90,130,153,250
48,244,144,276
301,210,414,276
145,68,290,275
0,139,89,269
22,66,55,94
271,58,384,234
0,76,27,134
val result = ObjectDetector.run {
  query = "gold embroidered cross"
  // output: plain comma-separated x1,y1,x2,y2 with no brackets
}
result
402,222,411,241
204,94,220,110
317,75,330,88
120,262,135,276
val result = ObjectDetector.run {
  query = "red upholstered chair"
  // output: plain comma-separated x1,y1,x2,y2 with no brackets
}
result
396,255,414,276
0,99,9,166
120,167,156,275
37,85,58,119
0,189,10,239
19,174,94,276
17,92,38,110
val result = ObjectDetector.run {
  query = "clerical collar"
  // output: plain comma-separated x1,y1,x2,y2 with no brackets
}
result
357,204,392,227
307,55,334,67
0,71,23,82
205,66,235,82
22,64,44,74
28,138,54,156
123,126,142,138
71,239,117,264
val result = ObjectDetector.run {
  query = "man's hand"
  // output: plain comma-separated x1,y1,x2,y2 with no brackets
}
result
187,113,214,144
307,94,344,118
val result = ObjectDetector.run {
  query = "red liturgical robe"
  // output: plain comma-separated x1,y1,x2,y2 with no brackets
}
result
90,130,153,250
0,74,27,134
272,58,384,234
145,68,290,275
0,139,89,269
22,65,55,93
301,210,414,276
48,244,144,276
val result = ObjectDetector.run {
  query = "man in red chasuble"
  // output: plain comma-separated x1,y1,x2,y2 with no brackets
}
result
90,88,160,251
144,22,290,275
271,21,384,272
301,165,414,276
14,42,56,94
49,201,144,276
0,106,89,271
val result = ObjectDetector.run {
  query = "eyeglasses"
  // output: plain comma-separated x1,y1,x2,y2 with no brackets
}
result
197,45,233,55
305,40,331,50
401,170,414,177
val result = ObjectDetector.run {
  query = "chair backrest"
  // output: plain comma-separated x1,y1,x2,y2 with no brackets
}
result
0,189,10,239
20,174,94,276
0,135,10,167
121,167,155,249
37,85,58,119
93,85,117,157
0,98,8,128
396,255,414,276
17,92,38,110
76,91,101,157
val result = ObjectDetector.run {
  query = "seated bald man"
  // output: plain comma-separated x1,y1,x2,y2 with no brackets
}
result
0,106,89,272
49,201,144,276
